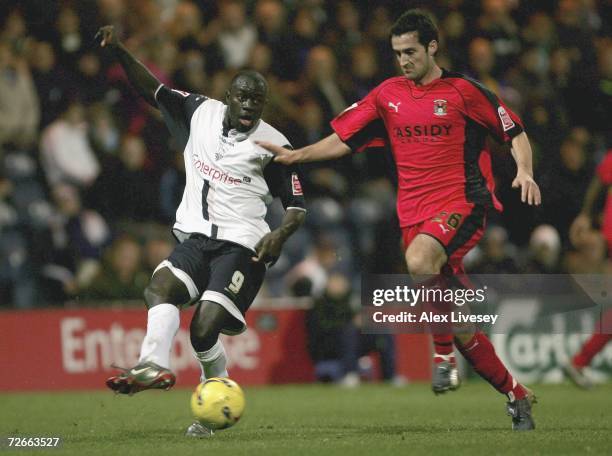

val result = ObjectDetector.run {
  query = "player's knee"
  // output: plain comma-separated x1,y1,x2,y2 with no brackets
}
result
144,281,171,309
144,267,189,309
406,253,438,276
190,319,220,351
190,302,225,350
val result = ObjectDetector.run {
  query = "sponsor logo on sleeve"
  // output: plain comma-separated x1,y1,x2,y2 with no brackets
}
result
291,173,303,196
498,106,515,131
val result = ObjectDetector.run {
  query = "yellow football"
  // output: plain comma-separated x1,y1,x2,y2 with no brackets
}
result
190,377,245,430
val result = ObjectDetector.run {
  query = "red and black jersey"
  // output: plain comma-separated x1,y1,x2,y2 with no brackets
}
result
331,69,524,227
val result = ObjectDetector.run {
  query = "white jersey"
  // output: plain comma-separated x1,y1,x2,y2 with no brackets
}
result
155,85,305,252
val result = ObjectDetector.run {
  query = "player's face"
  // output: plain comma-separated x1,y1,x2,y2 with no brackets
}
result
391,32,437,83
226,76,267,132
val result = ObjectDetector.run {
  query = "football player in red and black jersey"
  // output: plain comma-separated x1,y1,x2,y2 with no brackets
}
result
260,9,541,431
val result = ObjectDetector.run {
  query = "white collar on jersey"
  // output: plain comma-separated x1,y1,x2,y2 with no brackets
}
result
227,128,250,142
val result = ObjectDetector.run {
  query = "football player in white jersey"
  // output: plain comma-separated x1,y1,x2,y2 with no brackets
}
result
96,26,306,433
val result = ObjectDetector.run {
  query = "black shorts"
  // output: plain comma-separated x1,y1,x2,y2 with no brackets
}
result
156,234,266,334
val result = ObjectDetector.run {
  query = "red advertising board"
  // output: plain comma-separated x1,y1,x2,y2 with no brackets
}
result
0,308,430,391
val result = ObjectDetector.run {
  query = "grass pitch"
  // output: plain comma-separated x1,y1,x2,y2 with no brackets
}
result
2,382,611,455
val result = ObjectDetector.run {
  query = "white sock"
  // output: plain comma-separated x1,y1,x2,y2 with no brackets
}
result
194,339,229,382
138,304,180,369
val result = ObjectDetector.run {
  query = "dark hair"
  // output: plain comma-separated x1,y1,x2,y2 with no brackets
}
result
390,9,438,48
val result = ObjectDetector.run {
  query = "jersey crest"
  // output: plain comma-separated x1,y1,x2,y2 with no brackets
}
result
433,99,448,116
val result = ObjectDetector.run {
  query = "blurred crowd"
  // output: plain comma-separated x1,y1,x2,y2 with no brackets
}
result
0,0,611,309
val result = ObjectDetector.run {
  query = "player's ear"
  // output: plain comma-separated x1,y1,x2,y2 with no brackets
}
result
225,90,230,103
428,40,438,57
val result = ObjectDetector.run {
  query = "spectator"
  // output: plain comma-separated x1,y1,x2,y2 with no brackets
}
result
29,41,70,129
523,225,562,273
255,0,286,46
475,0,521,74
167,1,205,45
254,0,295,80
247,43,303,136
589,42,612,144
52,6,86,70
88,102,120,157
143,235,174,274
81,234,149,301
73,51,106,103
0,40,40,150
522,12,558,53
306,272,397,385
159,150,185,224
539,136,592,246
563,229,612,274
280,6,320,81
466,37,500,94
40,183,110,303
1,8,28,48
94,133,159,223
39,97,100,190
0,174,37,308
348,43,381,100
554,0,599,128
364,5,396,79
302,46,347,121
470,226,520,273
173,49,208,94
331,1,363,64
216,0,257,70
293,99,326,148
286,234,339,299
440,10,469,71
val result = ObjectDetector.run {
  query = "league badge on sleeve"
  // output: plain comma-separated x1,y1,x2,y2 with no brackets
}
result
497,106,515,131
171,89,190,97
291,173,303,196
433,99,448,116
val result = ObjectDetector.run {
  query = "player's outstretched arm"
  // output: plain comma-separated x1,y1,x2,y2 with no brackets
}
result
257,133,351,165
252,209,306,266
95,25,161,107
510,132,541,206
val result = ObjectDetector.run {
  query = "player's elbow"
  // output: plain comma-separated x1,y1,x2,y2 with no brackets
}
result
294,209,306,225
143,92,158,108
286,208,306,226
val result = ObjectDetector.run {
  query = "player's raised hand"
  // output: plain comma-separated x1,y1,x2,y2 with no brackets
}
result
256,141,300,165
512,170,541,206
95,25,119,48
